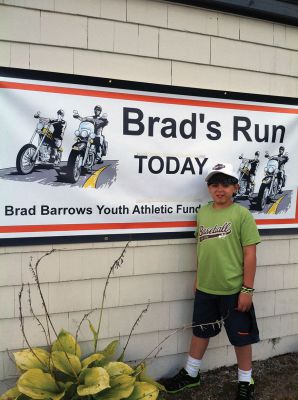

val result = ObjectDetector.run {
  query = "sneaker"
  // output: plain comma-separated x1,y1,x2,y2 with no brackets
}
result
236,379,254,399
158,368,200,393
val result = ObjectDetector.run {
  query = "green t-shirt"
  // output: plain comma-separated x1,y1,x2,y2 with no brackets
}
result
195,202,261,295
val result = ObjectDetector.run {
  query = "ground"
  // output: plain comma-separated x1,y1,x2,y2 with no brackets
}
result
159,353,298,400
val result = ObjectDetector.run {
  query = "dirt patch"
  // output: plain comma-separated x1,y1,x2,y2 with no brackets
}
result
159,353,298,400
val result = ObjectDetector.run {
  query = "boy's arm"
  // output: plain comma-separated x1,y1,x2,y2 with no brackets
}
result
238,244,257,312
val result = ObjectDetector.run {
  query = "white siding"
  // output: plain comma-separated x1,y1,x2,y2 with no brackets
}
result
1,1,297,94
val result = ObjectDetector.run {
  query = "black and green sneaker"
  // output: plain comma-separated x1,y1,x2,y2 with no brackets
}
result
236,379,255,399
158,368,200,393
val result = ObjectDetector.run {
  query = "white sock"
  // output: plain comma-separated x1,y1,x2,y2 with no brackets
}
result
185,355,201,377
238,368,252,383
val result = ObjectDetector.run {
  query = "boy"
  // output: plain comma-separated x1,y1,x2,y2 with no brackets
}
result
160,163,261,400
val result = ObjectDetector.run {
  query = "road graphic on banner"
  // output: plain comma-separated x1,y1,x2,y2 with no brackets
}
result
0,161,117,189
236,190,291,215
266,194,287,215
83,165,109,188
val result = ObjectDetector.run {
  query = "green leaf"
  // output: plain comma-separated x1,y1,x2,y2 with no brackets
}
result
17,369,65,400
0,386,21,400
126,382,159,400
14,348,51,372
110,374,135,389
133,363,144,380
88,319,97,340
101,340,119,358
77,367,110,396
52,330,81,358
95,375,135,400
51,351,81,377
52,370,76,384
81,353,105,369
104,362,134,377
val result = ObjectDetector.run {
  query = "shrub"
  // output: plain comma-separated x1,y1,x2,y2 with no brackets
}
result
1,244,163,400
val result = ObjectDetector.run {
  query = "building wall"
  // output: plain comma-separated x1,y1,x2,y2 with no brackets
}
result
0,0,298,381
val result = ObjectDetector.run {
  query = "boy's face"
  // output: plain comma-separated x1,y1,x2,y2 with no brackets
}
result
208,182,238,208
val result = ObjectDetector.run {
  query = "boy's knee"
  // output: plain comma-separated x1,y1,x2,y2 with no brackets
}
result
192,324,221,338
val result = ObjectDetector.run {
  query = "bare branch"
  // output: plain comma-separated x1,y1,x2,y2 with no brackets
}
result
74,309,95,354
6,349,16,366
28,249,79,381
94,242,130,352
118,302,150,361
136,314,228,367
18,284,48,369
27,283,51,348
29,254,53,341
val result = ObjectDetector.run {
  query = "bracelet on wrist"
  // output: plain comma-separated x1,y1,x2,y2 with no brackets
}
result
241,286,255,295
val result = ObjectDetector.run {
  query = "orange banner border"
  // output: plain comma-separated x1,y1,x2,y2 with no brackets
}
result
1,79,297,235
1,80,298,114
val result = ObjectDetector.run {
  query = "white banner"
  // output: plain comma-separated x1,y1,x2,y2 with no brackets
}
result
0,69,297,240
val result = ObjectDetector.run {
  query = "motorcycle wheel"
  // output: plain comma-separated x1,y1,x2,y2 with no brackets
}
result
237,179,247,196
85,152,95,171
67,150,82,183
256,183,270,211
248,183,255,197
54,150,62,166
16,144,37,174
272,177,279,198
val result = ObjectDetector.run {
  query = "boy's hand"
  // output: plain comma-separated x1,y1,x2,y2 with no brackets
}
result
237,292,253,312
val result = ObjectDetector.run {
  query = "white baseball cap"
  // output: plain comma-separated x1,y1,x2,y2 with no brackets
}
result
205,163,238,183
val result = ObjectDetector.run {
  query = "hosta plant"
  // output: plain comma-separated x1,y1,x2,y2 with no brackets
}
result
1,331,162,400
1,244,163,400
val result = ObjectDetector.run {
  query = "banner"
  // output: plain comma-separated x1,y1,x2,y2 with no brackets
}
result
0,68,297,241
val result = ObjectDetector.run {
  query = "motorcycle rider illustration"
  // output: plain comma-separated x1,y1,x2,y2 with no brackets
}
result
237,151,260,197
73,105,108,163
264,146,289,194
35,109,67,164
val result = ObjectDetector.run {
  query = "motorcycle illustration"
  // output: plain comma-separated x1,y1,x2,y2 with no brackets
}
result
66,111,97,183
16,111,65,175
72,106,109,165
256,157,279,211
236,152,259,199
236,157,253,198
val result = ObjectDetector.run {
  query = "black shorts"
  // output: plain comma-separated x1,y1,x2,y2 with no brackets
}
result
192,290,260,347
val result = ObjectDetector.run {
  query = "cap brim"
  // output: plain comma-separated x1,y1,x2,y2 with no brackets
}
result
205,171,219,182
205,171,238,182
